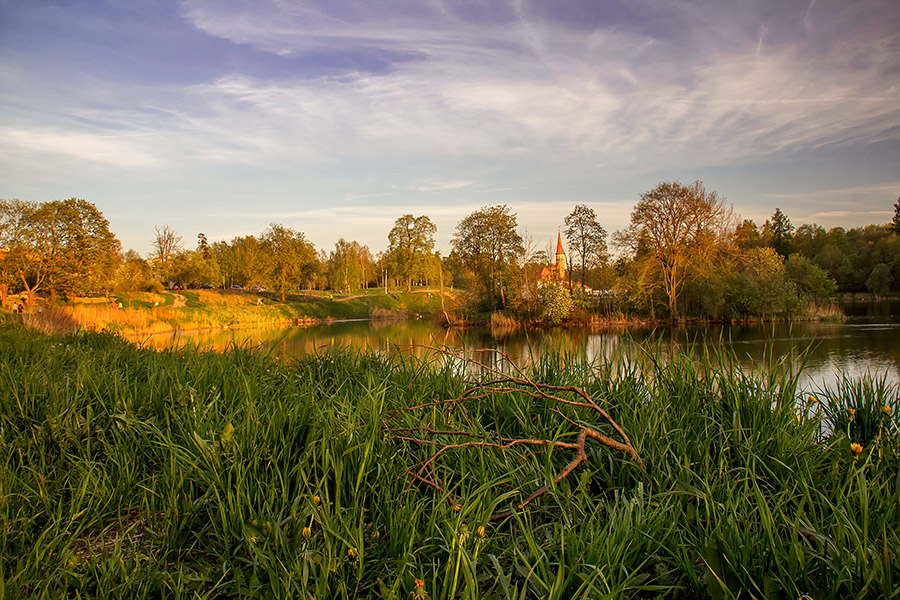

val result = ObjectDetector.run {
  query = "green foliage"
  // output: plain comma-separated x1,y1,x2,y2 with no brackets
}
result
2,325,898,597
763,207,794,257
327,238,376,292
450,205,524,310
725,247,799,318
260,224,318,301
819,374,899,450
386,215,437,292
538,282,574,324
785,253,836,300
866,263,893,296
0,198,120,301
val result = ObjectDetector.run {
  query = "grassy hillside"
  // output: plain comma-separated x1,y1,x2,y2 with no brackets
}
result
31,288,455,335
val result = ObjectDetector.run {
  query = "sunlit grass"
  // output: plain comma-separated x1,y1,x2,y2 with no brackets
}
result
1,323,897,598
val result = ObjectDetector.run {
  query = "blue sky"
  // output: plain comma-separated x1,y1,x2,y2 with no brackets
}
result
2,0,898,257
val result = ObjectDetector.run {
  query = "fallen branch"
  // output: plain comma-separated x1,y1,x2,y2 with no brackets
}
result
384,346,644,521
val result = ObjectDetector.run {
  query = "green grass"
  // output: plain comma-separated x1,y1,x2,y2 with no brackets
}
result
1,324,897,598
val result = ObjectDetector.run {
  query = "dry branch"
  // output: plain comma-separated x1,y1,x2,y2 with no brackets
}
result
384,347,644,521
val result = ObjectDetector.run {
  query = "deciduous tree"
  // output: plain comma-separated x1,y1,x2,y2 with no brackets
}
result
260,224,317,301
451,205,524,308
563,204,608,289
150,226,183,286
387,215,436,292
618,181,732,319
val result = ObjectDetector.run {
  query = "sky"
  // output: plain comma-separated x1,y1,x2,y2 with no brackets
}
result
1,0,899,258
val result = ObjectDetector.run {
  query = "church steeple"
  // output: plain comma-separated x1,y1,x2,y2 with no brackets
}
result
555,230,566,279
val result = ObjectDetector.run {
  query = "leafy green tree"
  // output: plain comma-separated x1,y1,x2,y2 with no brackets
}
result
726,247,798,318
564,204,608,289
260,224,318,301
328,239,374,292
113,249,153,292
792,224,827,259
40,199,120,300
763,207,794,257
539,282,574,324
618,181,732,319
387,215,436,292
784,253,836,304
451,205,524,309
866,263,893,296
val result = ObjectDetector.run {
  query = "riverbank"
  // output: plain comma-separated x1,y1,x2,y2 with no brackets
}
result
444,302,846,331
2,324,897,598
4,288,454,336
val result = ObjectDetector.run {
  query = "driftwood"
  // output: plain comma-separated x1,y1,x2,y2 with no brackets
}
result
383,347,644,521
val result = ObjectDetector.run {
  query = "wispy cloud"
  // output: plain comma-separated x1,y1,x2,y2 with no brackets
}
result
404,179,474,192
2,0,898,254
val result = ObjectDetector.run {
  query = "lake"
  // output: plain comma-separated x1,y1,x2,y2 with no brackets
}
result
135,299,900,392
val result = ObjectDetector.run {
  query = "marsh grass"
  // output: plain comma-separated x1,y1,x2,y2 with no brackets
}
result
1,323,898,598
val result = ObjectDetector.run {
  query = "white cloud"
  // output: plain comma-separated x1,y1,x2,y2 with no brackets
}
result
170,0,900,173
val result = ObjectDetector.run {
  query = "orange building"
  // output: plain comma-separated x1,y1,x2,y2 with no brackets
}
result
537,231,566,282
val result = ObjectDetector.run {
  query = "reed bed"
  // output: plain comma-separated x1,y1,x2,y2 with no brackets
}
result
1,324,897,598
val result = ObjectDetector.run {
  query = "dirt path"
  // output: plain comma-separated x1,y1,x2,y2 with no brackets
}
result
172,293,187,308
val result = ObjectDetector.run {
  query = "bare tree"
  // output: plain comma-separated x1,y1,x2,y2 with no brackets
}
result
150,226,183,285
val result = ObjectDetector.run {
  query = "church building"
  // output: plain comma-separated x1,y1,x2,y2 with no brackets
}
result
537,231,566,282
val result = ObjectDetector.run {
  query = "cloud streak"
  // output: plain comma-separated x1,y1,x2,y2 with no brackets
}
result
1,0,898,255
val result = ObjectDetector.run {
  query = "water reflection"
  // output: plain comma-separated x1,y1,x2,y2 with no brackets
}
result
133,302,900,391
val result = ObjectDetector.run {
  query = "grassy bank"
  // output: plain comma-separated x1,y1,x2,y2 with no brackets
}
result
1,325,898,598
17,288,452,335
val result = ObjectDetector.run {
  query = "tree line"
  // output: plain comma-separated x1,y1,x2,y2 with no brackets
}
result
2,187,899,320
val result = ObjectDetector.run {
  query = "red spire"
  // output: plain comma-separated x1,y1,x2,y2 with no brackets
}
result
556,230,564,255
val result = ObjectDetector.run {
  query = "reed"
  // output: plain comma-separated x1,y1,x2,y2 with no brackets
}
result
1,323,897,598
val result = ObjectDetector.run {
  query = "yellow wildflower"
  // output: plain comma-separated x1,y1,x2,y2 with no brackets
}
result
476,525,486,538
848,408,856,419
850,442,863,456
312,494,321,505
302,526,311,538
347,547,357,559
414,579,426,600
807,395,818,404
883,406,892,416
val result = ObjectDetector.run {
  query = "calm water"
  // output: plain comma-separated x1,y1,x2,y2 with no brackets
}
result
136,299,900,392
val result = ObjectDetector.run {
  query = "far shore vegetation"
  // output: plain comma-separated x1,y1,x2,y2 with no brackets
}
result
2,324,898,597
2,186,900,334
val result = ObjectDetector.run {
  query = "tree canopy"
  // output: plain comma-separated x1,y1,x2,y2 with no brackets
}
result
618,181,732,319
451,205,523,309
387,215,436,292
